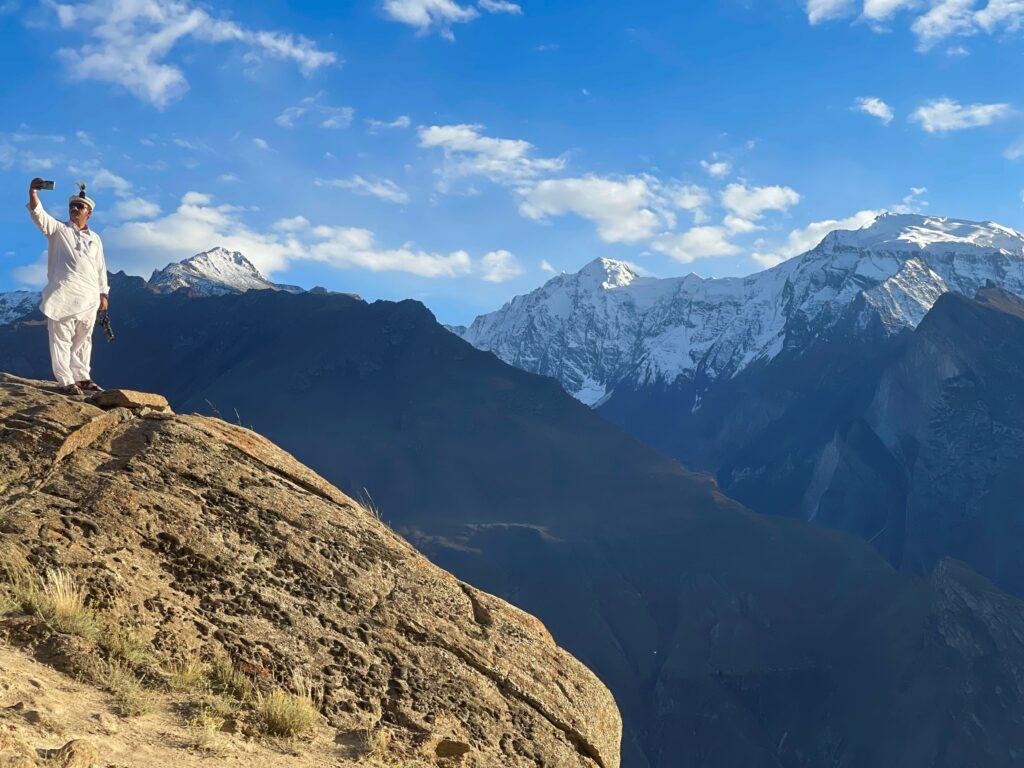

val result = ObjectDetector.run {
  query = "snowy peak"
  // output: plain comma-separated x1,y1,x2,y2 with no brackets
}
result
458,213,1024,405
149,248,302,296
577,258,640,289
820,213,1024,255
0,291,40,326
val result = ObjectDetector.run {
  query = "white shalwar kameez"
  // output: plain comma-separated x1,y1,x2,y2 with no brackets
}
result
27,202,109,387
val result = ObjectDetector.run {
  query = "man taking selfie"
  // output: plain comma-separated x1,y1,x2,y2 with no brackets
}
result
27,178,109,396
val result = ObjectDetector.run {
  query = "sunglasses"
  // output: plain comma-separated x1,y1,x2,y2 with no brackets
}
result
69,202,88,211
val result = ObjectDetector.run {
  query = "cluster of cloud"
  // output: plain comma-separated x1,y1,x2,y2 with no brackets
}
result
418,124,566,187
382,0,522,40
315,176,410,204
50,0,335,109
855,96,1020,151
806,0,1024,52
83,191,521,284
77,165,164,222
750,187,928,268
366,115,413,132
418,122,803,263
276,92,355,130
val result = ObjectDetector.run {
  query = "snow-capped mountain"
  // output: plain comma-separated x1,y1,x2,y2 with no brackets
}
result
0,290,40,325
458,213,1024,404
148,248,302,296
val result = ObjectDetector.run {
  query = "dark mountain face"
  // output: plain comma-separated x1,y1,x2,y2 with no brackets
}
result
4,276,1024,767
601,286,1024,600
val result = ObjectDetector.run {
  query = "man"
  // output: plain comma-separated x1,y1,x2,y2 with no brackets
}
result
27,178,109,396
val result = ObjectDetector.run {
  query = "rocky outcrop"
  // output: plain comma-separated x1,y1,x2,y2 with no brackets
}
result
0,374,621,768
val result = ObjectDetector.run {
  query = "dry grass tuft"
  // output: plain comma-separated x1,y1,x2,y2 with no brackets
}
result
210,654,256,702
81,657,157,717
12,568,101,640
99,622,157,671
164,644,208,692
357,487,384,521
363,727,391,761
186,712,228,755
256,673,321,738
0,590,17,617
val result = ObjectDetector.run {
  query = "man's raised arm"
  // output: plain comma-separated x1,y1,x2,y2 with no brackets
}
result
27,178,60,237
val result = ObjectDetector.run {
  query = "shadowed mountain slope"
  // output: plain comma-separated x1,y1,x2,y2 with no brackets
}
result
3,278,1024,766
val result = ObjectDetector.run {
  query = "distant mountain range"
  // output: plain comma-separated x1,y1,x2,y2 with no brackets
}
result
457,213,1024,601
4,270,1024,766
0,248,305,325
458,213,1024,404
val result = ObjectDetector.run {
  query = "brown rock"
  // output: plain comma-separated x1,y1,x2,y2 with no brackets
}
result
89,389,171,411
434,737,471,758
53,740,98,768
0,377,622,768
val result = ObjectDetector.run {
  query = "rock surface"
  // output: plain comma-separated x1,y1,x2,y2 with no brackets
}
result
0,373,621,768
89,389,171,411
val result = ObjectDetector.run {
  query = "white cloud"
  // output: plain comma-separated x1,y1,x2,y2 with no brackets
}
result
723,214,761,233
276,93,354,130
721,182,801,220
891,186,929,213
862,0,916,20
911,98,1012,132
367,115,413,132
13,253,47,287
700,159,732,178
382,0,479,40
51,0,335,109
540,259,556,273
218,173,240,183
479,0,522,13
761,209,883,267
671,184,711,215
651,227,743,263
88,168,132,196
109,197,162,222
253,138,271,151
275,105,309,128
912,0,976,50
808,0,1024,49
320,106,355,129
518,176,668,243
806,0,857,24
418,124,565,186
1004,135,1024,159
479,250,523,282
855,96,895,125
977,0,1024,32
315,176,410,204
103,191,484,280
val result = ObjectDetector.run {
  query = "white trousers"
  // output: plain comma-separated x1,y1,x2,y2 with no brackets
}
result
47,309,96,387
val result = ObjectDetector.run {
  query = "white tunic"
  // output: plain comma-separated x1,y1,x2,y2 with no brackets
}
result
27,201,110,321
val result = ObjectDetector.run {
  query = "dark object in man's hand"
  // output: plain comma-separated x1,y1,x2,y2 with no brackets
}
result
98,311,115,342
32,180,55,191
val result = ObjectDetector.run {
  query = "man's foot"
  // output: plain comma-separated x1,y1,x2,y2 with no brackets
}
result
76,380,104,392
62,384,84,396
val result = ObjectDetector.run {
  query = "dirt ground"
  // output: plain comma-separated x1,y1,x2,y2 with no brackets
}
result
0,641,367,768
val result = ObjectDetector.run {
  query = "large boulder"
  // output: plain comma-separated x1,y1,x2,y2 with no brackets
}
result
0,374,620,768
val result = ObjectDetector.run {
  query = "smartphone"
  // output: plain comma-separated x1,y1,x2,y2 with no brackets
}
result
37,180,55,191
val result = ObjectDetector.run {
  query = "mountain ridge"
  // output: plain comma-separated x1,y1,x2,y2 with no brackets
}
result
148,247,303,296
458,213,1024,404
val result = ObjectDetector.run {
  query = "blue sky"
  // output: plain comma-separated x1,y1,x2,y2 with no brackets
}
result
1,0,1023,325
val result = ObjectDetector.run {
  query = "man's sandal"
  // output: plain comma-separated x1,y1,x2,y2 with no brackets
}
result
63,384,84,396
76,380,104,392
